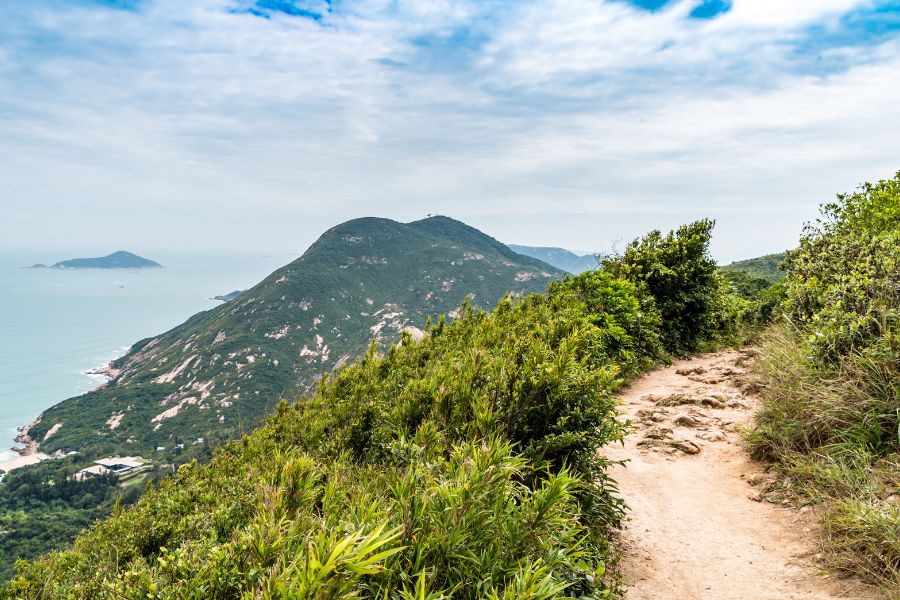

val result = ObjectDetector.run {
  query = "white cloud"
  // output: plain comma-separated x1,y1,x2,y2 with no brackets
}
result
0,0,897,258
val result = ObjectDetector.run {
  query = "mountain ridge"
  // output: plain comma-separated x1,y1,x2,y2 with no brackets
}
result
508,244,598,274
27,216,565,458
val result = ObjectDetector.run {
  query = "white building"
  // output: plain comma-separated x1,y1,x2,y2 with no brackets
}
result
75,456,146,480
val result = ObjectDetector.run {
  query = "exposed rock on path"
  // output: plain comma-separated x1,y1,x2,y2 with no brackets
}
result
607,350,879,600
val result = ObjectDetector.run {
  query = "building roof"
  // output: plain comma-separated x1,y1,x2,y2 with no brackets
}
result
94,456,144,469
77,465,110,477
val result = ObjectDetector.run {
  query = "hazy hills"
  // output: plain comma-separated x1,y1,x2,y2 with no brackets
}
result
28,216,564,457
508,244,597,274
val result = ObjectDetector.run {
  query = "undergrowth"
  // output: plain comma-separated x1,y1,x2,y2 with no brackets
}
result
749,173,900,595
3,221,739,598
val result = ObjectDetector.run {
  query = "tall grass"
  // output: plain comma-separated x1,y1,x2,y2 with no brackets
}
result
750,323,900,594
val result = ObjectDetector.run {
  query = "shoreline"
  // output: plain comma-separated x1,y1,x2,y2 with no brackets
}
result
12,416,40,456
0,418,48,474
84,362,122,391
2,360,122,475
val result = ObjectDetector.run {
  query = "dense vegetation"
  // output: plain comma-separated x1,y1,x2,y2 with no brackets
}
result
749,174,899,593
31,217,563,460
4,221,739,598
601,219,745,355
0,450,208,581
0,459,132,582
719,252,786,285
0,217,565,581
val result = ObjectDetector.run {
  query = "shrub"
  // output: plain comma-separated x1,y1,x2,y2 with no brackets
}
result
750,173,900,594
5,222,735,598
601,219,736,355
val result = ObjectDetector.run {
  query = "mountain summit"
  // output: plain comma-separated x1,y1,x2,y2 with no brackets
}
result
29,216,564,456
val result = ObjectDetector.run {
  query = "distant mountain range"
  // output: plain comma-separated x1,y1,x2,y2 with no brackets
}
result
32,251,161,270
28,217,564,458
507,245,597,274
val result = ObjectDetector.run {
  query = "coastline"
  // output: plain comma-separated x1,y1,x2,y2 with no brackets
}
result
1,360,121,475
84,362,122,391
0,418,48,474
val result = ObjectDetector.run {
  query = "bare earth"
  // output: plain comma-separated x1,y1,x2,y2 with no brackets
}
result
606,349,880,600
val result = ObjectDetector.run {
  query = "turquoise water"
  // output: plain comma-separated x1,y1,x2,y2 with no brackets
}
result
0,251,296,462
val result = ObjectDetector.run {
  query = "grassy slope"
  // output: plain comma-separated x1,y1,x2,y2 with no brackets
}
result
5,274,647,598
0,217,564,581
5,220,736,598
748,176,899,595
30,217,563,458
720,252,786,283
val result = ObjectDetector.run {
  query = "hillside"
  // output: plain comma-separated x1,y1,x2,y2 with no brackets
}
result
5,220,739,598
41,251,162,269
508,244,598,274
720,252,785,283
718,252,786,300
26,217,563,458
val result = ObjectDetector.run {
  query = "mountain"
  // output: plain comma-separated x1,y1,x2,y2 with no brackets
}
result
507,245,597,274
26,217,564,458
719,252,786,284
719,252,786,299
41,251,161,269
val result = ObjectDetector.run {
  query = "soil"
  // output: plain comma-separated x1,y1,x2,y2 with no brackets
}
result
606,349,881,600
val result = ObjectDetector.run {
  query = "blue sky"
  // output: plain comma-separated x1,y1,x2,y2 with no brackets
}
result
1,0,899,261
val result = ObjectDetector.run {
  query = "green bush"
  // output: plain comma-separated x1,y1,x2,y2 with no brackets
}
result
4,223,735,598
602,219,738,355
750,173,900,593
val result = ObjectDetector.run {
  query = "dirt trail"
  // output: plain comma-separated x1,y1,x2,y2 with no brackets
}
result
606,349,879,600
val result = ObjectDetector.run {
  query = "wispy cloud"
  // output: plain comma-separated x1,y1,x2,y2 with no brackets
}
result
0,0,898,260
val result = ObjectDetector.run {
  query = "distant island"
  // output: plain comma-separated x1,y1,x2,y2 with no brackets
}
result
31,251,162,270
211,290,244,302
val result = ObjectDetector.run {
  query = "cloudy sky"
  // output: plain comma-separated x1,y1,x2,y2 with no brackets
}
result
1,0,898,261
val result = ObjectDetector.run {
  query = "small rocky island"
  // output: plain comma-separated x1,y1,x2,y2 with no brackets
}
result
32,250,162,269
212,290,244,302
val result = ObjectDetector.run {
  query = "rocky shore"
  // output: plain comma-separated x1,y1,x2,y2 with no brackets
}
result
85,363,122,390
12,417,41,456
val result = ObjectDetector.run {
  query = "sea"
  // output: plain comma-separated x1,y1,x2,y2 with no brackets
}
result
0,250,296,463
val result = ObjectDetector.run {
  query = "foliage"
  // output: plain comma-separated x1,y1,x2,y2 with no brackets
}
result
32,217,566,458
0,458,147,581
4,221,734,598
0,218,568,579
719,252,786,286
602,219,741,354
750,173,900,594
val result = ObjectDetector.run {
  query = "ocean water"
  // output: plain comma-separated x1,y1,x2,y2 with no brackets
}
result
0,251,296,462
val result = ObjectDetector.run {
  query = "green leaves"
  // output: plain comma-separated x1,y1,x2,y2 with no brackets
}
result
5,219,739,598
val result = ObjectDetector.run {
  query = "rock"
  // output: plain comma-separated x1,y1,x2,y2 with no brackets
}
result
659,394,694,406
643,427,673,440
676,366,706,376
698,429,726,442
674,414,701,427
700,396,725,408
745,472,776,487
670,440,701,455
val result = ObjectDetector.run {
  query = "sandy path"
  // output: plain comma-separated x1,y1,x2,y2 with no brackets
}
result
606,349,879,600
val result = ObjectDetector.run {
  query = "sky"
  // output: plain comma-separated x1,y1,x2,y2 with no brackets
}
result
1,0,899,262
